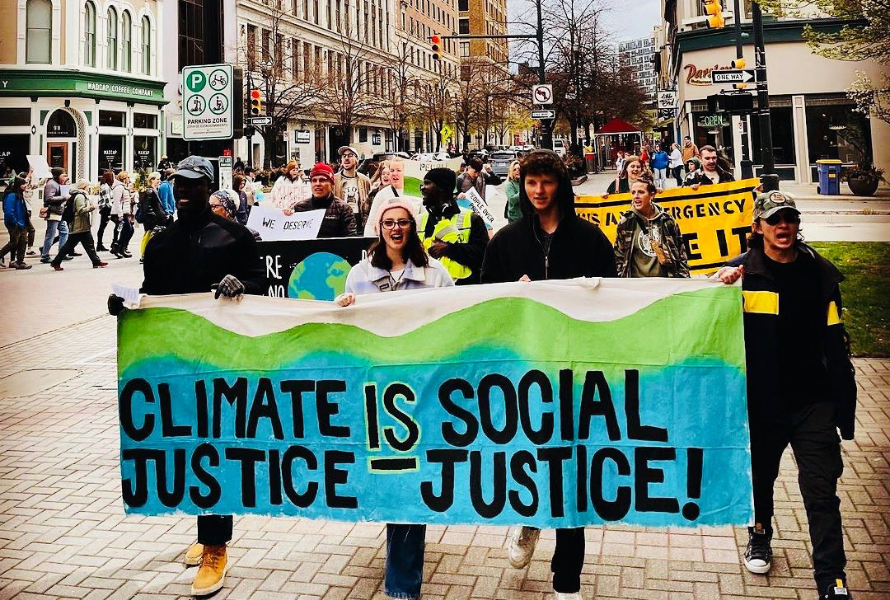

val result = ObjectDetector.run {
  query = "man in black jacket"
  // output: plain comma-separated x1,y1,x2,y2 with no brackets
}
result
293,162,357,238
715,191,856,600
109,156,264,597
685,145,735,189
481,150,616,600
419,167,488,284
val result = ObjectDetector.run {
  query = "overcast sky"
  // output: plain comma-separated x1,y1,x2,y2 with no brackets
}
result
602,0,662,41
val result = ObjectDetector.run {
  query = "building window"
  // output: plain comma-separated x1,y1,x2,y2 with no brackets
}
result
106,8,118,69
121,10,132,72
459,41,469,57
133,113,157,129
292,38,300,80
99,110,126,127
805,103,872,164
83,2,96,67
458,0,467,10
26,0,52,64
751,106,795,165
141,16,152,75
459,18,469,34
247,24,257,71
179,0,206,69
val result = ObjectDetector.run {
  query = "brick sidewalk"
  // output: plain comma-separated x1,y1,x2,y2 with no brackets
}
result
0,316,887,600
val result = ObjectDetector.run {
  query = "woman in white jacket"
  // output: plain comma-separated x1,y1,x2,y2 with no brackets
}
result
335,197,451,600
270,160,307,215
669,142,684,187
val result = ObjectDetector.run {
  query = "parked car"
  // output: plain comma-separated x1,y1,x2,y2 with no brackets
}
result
489,150,518,177
553,139,567,157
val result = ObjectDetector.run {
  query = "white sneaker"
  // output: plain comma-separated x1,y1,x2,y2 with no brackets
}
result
508,526,540,569
555,593,583,600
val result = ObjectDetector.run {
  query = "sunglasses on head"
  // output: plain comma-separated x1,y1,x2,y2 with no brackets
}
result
381,218,413,230
764,211,800,226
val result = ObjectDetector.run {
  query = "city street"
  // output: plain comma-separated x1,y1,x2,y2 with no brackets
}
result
0,197,888,600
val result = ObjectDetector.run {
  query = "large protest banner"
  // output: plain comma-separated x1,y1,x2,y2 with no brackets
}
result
117,279,753,528
258,237,374,300
575,178,758,274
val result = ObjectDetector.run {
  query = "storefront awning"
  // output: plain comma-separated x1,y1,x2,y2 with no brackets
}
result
0,70,168,106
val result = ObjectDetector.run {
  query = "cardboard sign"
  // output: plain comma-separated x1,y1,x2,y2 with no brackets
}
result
464,188,496,225
246,206,325,242
117,279,753,528
26,155,52,180
575,178,758,273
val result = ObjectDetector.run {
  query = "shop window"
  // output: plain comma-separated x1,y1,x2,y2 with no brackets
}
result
805,103,872,165
99,110,126,128
98,135,124,175
122,11,132,72
133,136,156,170
106,7,118,69
46,110,76,137
26,0,52,64
751,106,795,165
359,127,368,143
133,113,157,129
141,16,152,75
0,109,32,127
0,135,32,176
83,1,97,67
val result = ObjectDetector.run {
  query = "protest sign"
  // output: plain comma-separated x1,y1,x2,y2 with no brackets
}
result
575,178,758,274
258,237,374,300
464,188,496,226
26,155,52,180
246,206,324,242
402,157,463,196
117,279,753,528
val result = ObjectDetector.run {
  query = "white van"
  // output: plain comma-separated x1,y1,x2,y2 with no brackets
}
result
553,139,566,157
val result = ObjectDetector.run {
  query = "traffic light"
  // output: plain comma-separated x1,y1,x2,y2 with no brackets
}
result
732,58,747,89
430,35,441,60
702,0,725,28
249,88,263,116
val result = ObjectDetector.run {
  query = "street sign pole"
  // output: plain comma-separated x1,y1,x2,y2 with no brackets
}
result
536,0,552,151
753,1,778,191
733,0,753,179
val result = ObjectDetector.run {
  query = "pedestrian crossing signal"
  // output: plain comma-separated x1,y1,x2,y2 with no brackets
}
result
430,35,441,60
702,0,725,28
250,89,263,117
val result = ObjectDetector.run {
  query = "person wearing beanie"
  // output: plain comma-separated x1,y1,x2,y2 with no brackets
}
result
335,197,452,600
293,162,357,238
334,146,371,230
50,179,107,270
418,167,488,285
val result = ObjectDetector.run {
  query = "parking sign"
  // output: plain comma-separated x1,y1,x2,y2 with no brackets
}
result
182,64,234,140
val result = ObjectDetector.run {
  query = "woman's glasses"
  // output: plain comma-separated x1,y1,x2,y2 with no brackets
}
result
380,219,413,230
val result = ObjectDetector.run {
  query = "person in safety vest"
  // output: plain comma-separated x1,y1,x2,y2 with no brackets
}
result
419,167,488,285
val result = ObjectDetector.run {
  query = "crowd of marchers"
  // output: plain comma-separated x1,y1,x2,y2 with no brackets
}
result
1,145,857,600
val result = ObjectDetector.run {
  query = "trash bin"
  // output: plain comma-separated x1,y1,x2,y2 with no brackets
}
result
816,159,842,195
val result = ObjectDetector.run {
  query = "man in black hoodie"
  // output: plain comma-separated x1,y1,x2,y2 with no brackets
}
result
109,156,264,597
481,150,616,600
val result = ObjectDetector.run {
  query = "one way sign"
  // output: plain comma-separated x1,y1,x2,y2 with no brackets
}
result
711,69,757,84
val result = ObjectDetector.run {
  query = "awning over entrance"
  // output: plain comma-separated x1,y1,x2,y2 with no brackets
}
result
0,70,168,106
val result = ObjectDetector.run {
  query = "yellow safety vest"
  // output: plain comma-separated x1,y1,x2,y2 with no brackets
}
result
419,209,474,281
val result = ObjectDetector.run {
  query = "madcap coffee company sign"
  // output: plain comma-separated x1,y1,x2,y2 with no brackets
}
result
684,63,734,86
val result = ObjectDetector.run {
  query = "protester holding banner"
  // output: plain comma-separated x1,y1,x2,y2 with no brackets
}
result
613,176,689,278
110,155,265,598
418,167,488,285
40,168,70,263
684,146,735,188
714,191,856,600
604,155,646,196
481,150,616,600
293,163,357,238
270,160,307,215
335,199,452,600
334,146,371,231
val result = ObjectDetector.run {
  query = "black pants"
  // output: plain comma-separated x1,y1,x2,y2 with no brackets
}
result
51,231,101,266
26,215,35,247
0,224,27,264
197,515,233,546
552,527,585,593
97,206,112,247
673,166,683,186
109,214,121,247
116,218,134,251
751,401,846,590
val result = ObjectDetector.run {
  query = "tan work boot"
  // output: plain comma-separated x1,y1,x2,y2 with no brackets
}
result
184,542,203,566
190,544,227,596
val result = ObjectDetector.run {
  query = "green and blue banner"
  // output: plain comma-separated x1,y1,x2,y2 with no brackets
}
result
117,279,753,527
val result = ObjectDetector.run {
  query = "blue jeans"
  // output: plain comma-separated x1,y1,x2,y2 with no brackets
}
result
385,524,425,599
41,219,69,260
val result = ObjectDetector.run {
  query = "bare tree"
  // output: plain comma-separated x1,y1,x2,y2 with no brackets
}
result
237,7,322,169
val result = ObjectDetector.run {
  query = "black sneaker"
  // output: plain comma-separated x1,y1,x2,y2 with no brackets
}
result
820,579,852,599
744,523,772,574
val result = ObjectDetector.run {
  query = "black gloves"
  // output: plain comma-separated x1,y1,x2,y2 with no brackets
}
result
212,275,245,299
107,294,125,316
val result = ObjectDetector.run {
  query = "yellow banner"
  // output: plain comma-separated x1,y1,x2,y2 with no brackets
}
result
575,178,758,274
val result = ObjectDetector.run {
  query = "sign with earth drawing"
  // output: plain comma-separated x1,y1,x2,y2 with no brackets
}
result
182,64,234,141
257,238,376,301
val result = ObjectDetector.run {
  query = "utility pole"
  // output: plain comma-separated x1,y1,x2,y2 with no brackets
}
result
752,1,779,191
536,0,552,150
732,0,753,179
